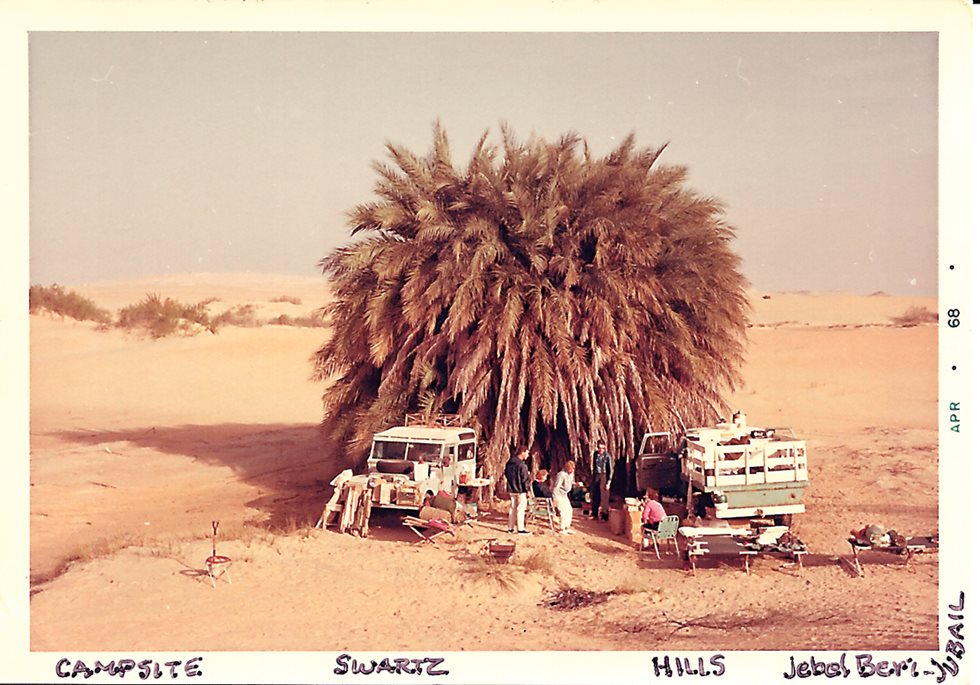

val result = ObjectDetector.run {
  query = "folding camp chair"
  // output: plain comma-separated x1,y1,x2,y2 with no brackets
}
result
641,515,681,559
402,516,456,544
528,497,557,532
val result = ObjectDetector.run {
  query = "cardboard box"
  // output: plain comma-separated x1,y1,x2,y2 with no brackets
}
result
608,508,625,535
626,509,643,544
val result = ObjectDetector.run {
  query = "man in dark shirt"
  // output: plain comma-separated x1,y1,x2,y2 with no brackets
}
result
504,448,533,534
590,440,613,520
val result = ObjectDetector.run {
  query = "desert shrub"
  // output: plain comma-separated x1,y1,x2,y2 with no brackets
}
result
518,548,556,575
890,306,938,327
213,303,259,327
270,295,302,305
28,284,111,324
471,554,520,592
269,312,328,328
117,293,214,338
268,514,317,538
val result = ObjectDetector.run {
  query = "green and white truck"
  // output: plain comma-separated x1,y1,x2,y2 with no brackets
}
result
635,412,809,527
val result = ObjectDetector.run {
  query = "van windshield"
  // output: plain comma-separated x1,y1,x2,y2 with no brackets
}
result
373,441,407,460
407,442,444,463
373,440,443,463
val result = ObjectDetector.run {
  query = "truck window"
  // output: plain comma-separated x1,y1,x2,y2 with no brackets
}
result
459,443,475,461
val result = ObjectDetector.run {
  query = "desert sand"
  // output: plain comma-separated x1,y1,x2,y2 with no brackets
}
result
28,276,939,652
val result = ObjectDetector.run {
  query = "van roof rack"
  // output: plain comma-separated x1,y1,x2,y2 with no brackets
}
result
404,413,463,427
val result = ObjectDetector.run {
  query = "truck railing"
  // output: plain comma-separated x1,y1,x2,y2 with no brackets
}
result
404,413,463,427
686,441,807,489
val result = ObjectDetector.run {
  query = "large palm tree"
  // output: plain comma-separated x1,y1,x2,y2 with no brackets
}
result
313,123,749,481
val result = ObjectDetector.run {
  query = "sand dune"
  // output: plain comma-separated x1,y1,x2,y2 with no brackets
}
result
28,275,939,652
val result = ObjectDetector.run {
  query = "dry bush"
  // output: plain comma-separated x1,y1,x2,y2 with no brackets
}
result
29,284,112,324
117,294,215,338
268,312,328,328
542,587,611,611
462,553,520,592
890,306,938,327
270,295,302,305
517,548,557,576
612,574,657,596
268,514,318,538
213,303,259,327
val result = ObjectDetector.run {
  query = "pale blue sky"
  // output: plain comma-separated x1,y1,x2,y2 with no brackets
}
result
29,32,937,294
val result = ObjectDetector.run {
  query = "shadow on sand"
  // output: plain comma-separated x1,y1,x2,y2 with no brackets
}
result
55,423,345,530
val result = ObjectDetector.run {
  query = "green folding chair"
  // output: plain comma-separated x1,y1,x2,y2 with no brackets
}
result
642,515,681,559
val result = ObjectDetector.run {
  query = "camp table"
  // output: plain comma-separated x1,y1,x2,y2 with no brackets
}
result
685,535,758,575
847,535,938,577
747,541,807,574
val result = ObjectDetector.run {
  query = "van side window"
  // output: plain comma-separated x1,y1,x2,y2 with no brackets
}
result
459,443,474,461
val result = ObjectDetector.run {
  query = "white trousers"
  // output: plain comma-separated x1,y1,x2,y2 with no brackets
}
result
508,493,527,531
553,494,573,531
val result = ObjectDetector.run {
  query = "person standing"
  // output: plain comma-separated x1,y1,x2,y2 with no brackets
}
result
590,440,613,520
552,460,576,534
505,447,533,535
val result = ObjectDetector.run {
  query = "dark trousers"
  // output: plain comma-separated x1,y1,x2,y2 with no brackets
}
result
590,479,608,518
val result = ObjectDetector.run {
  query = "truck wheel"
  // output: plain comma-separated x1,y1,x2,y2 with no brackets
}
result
774,514,793,528
694,494,710,519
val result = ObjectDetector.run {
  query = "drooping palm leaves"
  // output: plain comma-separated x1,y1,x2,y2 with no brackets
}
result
313,123,749,478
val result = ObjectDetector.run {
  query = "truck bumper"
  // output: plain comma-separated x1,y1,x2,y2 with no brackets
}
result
709,481,807,518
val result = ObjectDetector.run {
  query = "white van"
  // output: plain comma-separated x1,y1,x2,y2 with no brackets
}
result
347,414,478,511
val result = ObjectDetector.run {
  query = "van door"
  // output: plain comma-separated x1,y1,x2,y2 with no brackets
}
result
438,445,456,493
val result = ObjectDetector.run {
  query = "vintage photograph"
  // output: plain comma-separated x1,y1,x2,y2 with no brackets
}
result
11,5,969,681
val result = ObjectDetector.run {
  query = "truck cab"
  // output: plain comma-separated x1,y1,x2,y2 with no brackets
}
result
350,414,478,511
637,412,808,526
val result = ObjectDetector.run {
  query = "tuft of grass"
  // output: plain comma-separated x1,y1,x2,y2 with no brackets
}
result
268,312,329,328
612,575,658,597
32,533,146,587
890,306,938,327
517,548,557,576
213,303,259,327
269,514,317,539
29,284,112,323
474,554,520,592
270,295,302,305
117,293,215,338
